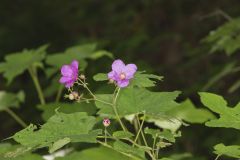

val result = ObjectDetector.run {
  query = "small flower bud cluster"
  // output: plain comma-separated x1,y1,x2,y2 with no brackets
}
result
66,91,80,101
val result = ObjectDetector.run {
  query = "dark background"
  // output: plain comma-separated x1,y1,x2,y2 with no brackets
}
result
0,0,240,159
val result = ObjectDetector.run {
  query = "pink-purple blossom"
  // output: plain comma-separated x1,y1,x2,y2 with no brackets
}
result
59,60,79,88
108,59,137,88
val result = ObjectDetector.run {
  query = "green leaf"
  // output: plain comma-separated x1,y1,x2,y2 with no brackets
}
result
46,43,108,69
0,143,43,159
95,88,180,117
204,18,240,55
130,71,163,88
12,112,98,153
46,53,87,70
145,117,182,133
144,128,180,143
0,91,25,111
113,141,145,160
93,73,108,81
113,131,134,139
166,99,215,124
0,45,47,84
49,137,70,153
55,146,134,160
199,92,240,129
214,143,240,159
37,102,97,121
88,50,113,60
65,43,97,56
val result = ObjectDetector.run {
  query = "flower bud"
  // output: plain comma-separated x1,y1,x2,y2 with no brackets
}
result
108,79,115,84
103,118,111,127
80,74,85,80
68,93,75,100
69,91,79,100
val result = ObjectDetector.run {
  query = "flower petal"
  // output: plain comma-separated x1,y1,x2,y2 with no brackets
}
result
108,71,115,79
112,59,125,74
71,60,79,70
59,76,72,84
117,79,129,88
65,81,74,88
61,65,73,77
123,64,137,79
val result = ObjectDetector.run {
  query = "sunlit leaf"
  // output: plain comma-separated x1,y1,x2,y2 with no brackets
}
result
166,99,215,124
199,92,240,129
214,143,240,159
95,88,180,117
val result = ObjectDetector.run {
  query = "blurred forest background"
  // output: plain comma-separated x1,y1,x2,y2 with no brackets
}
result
0,0,240,159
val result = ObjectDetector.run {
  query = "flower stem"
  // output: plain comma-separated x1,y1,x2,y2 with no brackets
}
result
5,108,27,128
152,137,157,158
136,114,148,147
97,136,155,160
104,127,107,144
134,114,146,146
112,88,127,132
55,85,64,102
133,116,142,145
28,68,46,105
214,155,221,160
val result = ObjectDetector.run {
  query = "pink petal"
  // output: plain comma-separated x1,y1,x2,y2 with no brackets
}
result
117,79,129,88
61,65,73,77
123,64,137,79
59,76,72,83
108,71,116,80
65,81,74,88
71,60,79,70
112,59,125,74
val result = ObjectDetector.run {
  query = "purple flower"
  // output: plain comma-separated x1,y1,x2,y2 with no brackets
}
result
108,59,137,88
59,60,79,88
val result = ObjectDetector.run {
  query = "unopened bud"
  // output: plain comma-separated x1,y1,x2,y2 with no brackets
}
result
69,93,75,100
108,79,115,84
103,118,111,127
69,91,79,100
80,74,85,80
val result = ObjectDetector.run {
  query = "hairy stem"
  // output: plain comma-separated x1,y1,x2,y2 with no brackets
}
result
5,108,27,128
214,155,221,160
152,137,156,158
133,116,142,145
104,127,107,144
55,85,64,102
97,136,155,159
136,114,148,147
112,88,127,131
97,140,142,160
28,68,46,105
